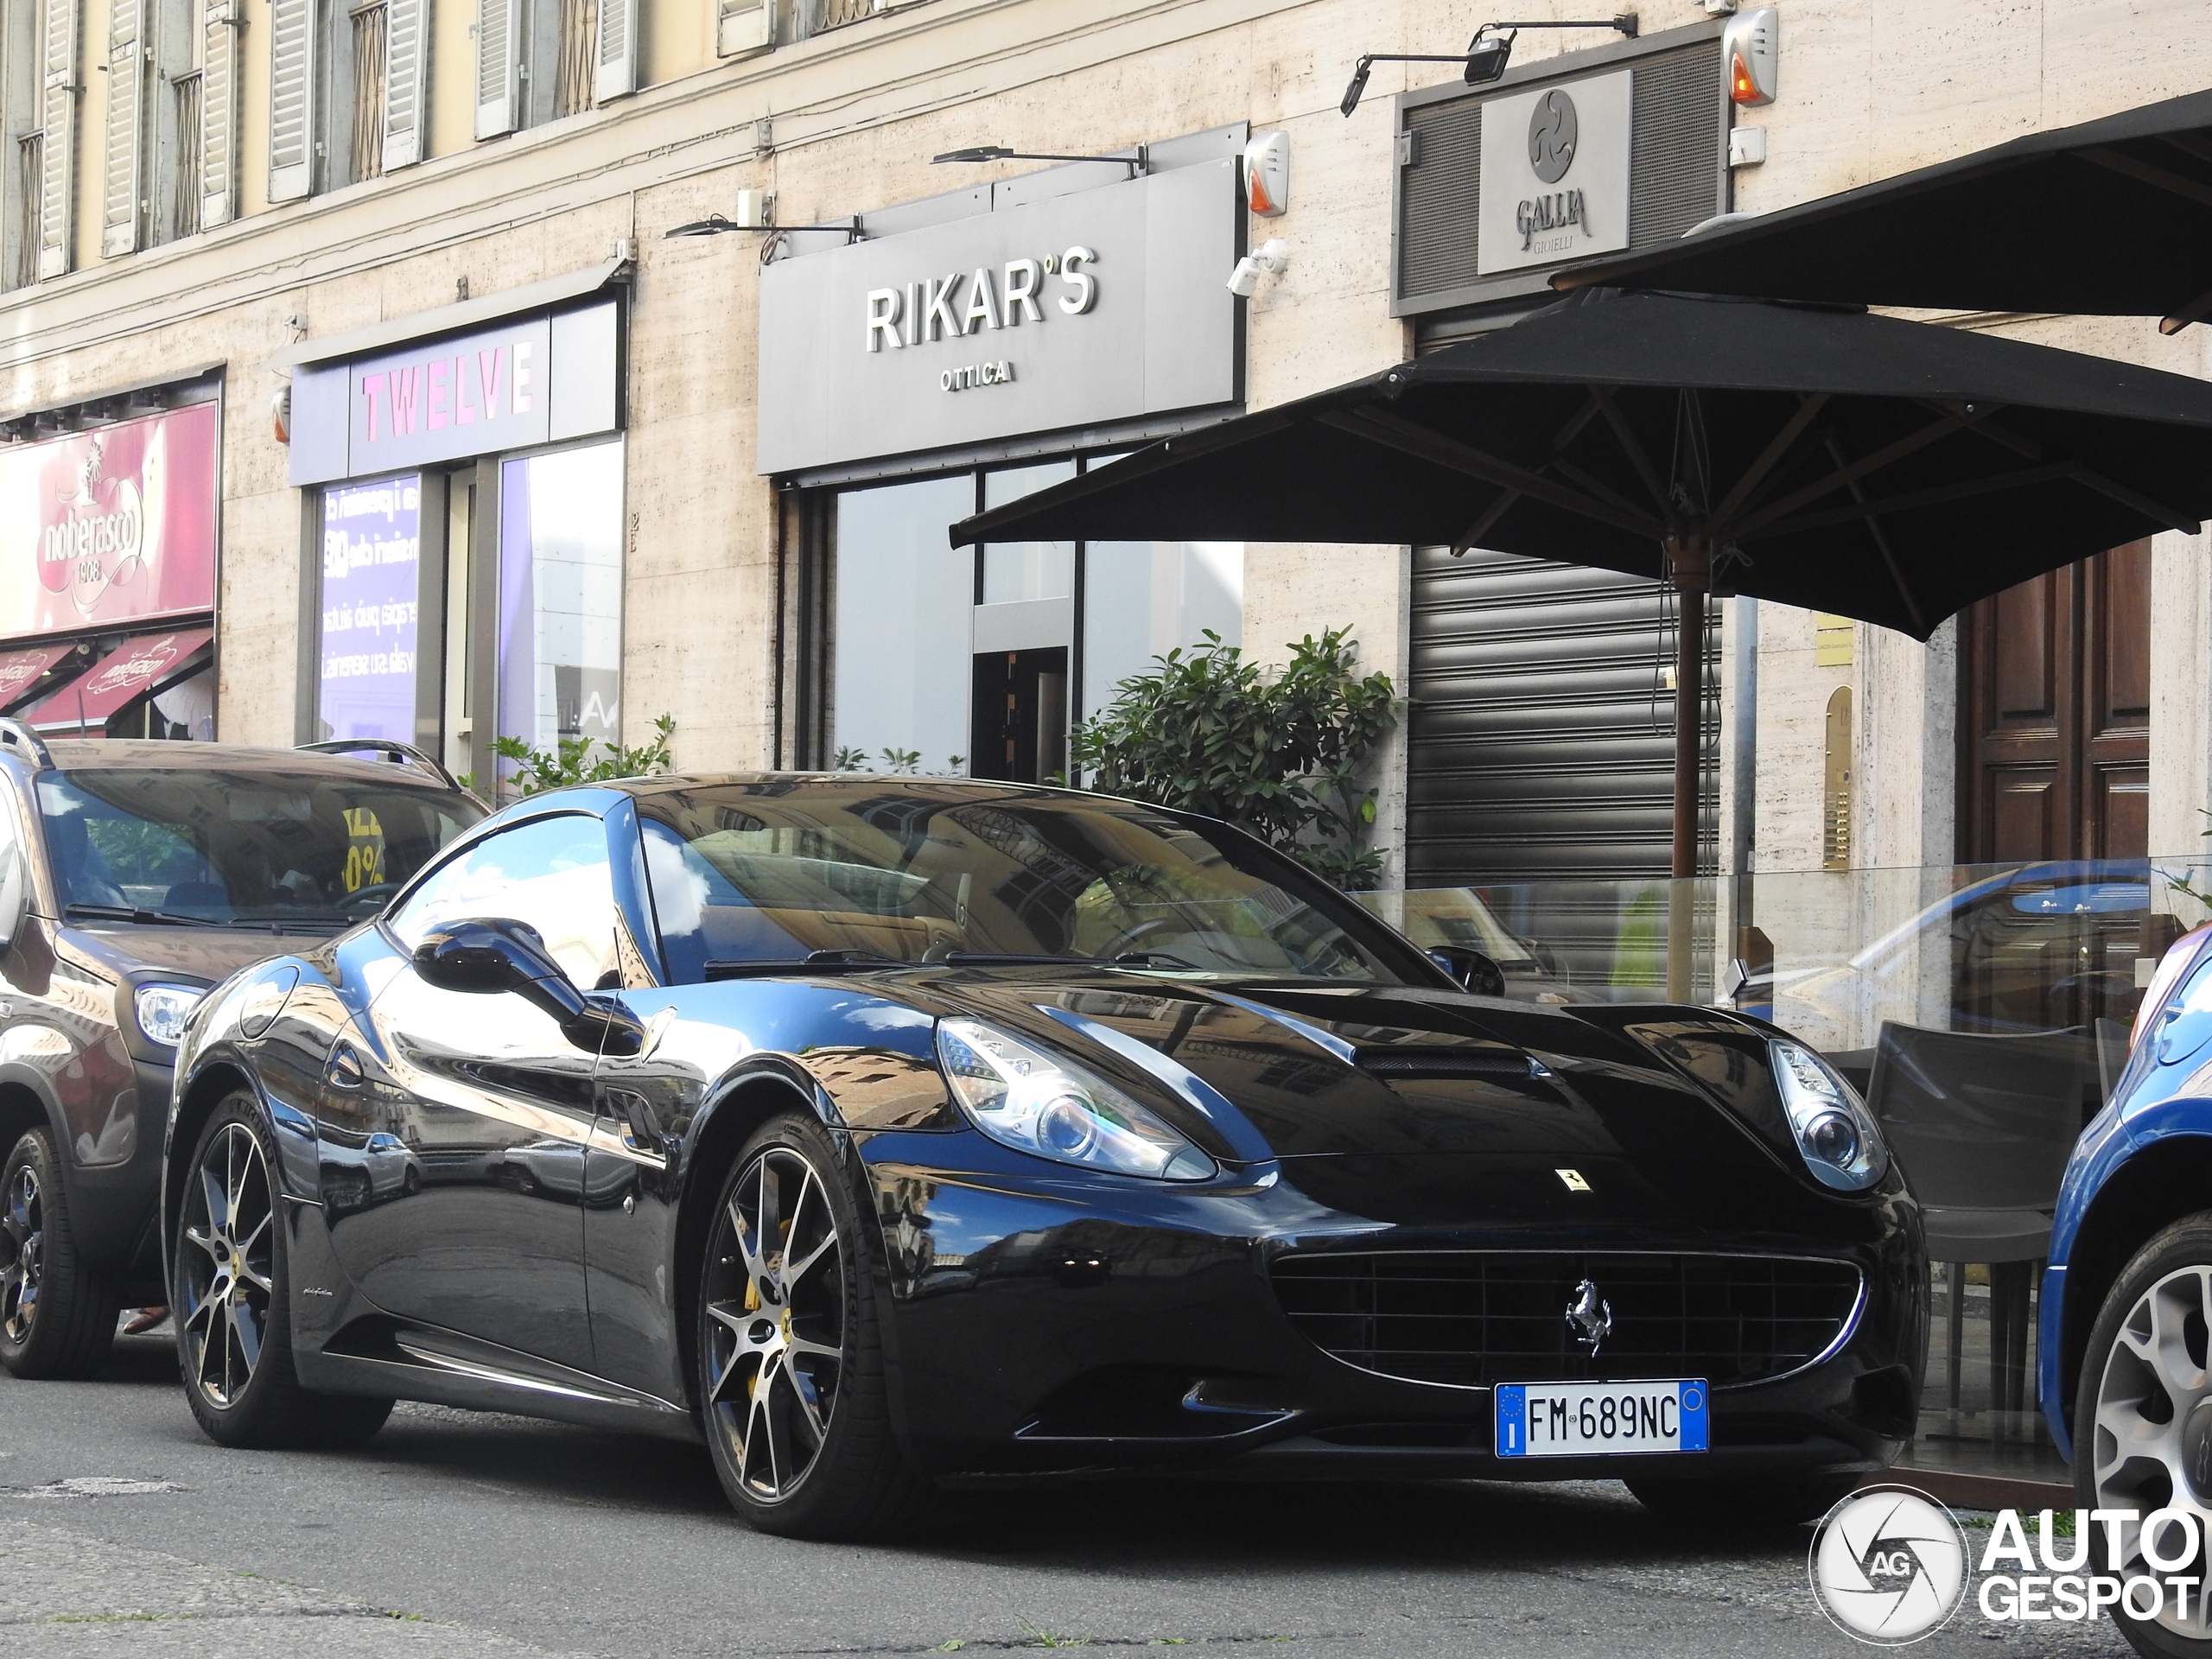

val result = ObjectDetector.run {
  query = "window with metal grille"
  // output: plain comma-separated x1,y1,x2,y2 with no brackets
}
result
349,0,386,182
169,71,200,238
553,0,595,118
810,0,881,33
13,130,39,289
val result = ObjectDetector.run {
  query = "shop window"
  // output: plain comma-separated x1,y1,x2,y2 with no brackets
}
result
832,475,974,774
496,440,624,781
315,473,423,744
827,460,1242,785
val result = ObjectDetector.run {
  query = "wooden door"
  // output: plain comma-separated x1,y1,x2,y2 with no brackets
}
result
1958,543,2151,865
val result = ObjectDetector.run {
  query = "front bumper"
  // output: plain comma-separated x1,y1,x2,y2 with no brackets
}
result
861,1132,1927,1480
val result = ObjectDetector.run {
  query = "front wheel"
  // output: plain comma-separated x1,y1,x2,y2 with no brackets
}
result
174,1096,391,1450
0,1128,118,1378
2076,1216,2212,1656
698,1112,929,1539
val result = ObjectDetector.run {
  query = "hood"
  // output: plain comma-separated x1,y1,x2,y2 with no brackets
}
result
917,971,1875,1237
57,921,327,988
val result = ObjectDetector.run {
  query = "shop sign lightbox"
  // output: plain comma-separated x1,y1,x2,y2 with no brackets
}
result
287,302,620,486
1477,72,1631,276
756,159,1243,474
0,401,219,637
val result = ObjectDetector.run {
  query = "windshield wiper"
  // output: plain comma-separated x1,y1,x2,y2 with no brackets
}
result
704,949,910,981
63,903,223,929
938,950,1210,971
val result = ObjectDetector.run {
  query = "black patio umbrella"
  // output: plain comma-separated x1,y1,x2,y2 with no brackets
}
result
1552,88,2212,330
950,290,2212,989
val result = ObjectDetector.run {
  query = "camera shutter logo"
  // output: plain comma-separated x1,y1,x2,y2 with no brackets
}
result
1808,1485,1969,1643
1528,90,1580,183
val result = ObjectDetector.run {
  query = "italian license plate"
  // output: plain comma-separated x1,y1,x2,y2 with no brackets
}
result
1494,1379,1709,1458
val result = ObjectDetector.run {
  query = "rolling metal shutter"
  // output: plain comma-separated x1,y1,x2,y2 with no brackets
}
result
1408,550,1716,884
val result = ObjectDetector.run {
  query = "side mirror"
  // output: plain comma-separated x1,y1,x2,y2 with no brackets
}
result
413,918,645,1056
1428,945,1506,997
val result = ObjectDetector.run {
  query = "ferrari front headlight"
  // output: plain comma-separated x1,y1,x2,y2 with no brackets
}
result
1769,1038,1888,1192
936,1016,1215,1182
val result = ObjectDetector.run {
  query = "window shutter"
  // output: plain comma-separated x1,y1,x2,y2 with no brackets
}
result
474,0,516,138
381,0,423,168
200,0,238,227
593,0,633,103
99,0,143,256
265,0,313,201
35,0,79,280
715,0,767,57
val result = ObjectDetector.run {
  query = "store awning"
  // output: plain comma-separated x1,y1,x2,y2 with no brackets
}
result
1552,88,2212,325
0,644,79,712
22,628,213,733
264,257,629,371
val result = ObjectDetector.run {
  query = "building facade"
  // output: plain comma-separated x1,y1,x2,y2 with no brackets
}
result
0,0,2200,898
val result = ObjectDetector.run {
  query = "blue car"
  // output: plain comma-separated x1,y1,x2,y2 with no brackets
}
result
2044,919,2212,1656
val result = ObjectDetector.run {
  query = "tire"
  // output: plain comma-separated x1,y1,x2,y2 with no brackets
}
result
1626,1471,1863,1528
697,1110,930,1540
0,1128,118,1379
173,1095,392,1451
2075,1214,2212,1656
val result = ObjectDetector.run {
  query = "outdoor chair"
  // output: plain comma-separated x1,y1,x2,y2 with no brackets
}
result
1864,1023,2088,1440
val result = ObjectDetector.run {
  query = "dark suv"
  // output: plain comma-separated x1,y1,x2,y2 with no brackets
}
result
0,731,482,1377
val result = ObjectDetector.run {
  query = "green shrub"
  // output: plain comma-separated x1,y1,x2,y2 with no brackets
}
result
486,715,677,798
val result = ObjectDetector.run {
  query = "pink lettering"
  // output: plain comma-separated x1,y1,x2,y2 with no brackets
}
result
391,365,421,435
361,372,387,443
454,354,477,425
477,348,503,418
427,358,450,429
513,340,534,416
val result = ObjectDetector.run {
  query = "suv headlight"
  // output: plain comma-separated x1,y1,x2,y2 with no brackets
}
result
936,1016,1216,1182
1769,1039,1887,1191
133,982,207,1048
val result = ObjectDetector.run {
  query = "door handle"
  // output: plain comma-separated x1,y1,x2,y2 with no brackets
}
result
325,1045,365,1090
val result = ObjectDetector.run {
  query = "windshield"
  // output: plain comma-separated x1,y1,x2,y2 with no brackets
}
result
638,783,1438,986
40,767,483,927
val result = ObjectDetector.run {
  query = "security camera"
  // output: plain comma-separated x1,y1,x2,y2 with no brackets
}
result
1226,238,1289,297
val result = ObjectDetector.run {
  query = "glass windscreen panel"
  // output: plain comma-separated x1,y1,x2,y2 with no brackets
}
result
39,768,483,926
639,783,1427,986
833,475,974,774
498,441,624,791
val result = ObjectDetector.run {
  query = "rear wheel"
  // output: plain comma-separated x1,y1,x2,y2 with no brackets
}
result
0,1128,118,1379
698,1111,929,1539
1626,1471,1862,1528
2076,1216,2212,1657
174,1096,391,1450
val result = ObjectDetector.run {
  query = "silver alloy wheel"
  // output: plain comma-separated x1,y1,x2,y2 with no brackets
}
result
703,1146,846,1501
0,1160,41,1344
2093,1262,2212,1641
176,1122,276,1408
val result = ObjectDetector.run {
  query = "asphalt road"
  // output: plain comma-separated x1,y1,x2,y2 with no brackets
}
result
0,1330,2129,1658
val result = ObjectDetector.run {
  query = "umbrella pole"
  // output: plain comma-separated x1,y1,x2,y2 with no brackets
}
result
1667,537,1709,1001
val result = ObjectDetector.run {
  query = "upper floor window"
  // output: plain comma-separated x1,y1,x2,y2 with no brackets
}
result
474,0,631,140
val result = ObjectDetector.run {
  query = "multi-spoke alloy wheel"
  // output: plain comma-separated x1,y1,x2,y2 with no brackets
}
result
0,1128,114,1378
178,1121,276,1409
696,1113,927,1539
2082,1222,2212,1656
704,1144,847,1501
171,1097,392,1450
0,1157,41,1344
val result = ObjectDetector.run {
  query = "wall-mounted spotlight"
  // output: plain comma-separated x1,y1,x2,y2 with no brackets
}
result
1340,16,1639,116
932,144,1149,177
1226,238,1288,298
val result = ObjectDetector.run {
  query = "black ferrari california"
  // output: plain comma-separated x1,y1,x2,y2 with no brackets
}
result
162,777,1924,1538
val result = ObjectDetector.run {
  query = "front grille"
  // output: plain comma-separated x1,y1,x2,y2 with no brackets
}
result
1271,1251,1863,1390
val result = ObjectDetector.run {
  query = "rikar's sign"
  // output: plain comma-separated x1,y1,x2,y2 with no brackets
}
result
757,160,1242,475
1478,71,1633,276
0,402,218,636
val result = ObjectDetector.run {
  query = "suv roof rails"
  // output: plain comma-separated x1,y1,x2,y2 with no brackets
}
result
296,738,474,798
0,719,53,769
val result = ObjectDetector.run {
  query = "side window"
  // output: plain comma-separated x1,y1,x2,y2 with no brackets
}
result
389,813,617,989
